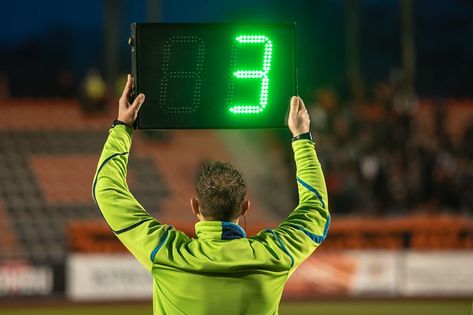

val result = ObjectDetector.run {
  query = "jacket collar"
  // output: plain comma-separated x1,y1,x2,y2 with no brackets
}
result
195,221,247,240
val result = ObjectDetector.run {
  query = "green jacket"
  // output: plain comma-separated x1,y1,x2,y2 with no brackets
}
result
93,125,330,315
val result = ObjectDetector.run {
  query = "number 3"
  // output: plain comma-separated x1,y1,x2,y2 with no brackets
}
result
227,35,273,114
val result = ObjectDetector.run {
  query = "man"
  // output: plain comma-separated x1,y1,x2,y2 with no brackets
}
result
93,75,330,314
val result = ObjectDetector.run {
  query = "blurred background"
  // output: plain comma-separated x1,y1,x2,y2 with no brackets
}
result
0,0,472,314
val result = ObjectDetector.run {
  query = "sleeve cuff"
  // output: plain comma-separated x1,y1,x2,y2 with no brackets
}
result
112,124,133,137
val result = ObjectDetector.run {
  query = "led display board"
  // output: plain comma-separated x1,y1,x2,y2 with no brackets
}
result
130,23,296,129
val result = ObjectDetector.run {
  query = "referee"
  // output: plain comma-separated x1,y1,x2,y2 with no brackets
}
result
93,75,330,315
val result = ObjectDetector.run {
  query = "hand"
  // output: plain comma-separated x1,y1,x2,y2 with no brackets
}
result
288,96,310,137
118,74,145,126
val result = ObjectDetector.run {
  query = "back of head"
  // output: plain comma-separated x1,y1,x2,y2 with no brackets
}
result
195,161,247,221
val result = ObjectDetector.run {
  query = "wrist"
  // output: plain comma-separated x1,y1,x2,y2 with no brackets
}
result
113,119,132,128
118,117,133,126
112,120,134,135
111,120,133,136
291,127,310,137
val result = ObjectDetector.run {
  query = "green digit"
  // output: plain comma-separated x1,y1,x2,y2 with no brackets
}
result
228,35,273,114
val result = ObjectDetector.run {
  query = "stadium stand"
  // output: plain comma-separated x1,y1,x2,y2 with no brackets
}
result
0,100,168,262
0,97,472,263
0,201,23,259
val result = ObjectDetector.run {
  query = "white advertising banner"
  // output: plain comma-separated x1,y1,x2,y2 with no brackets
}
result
349,251,400,296
68,251,473,300
0,263,53,296
286,251,399,297
401,252,473,296
287,251,473,297
67,254,152,300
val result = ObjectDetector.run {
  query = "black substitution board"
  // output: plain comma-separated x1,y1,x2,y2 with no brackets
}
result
130,23,297,129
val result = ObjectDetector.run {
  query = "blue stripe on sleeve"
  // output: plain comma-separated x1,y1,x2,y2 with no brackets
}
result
113,218,153,234
92,151,129,204
296,176,326,209
288,215,331,244
150,226,171,262
265,229,294,268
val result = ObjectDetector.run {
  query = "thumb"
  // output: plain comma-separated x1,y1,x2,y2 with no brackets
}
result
132,93,145,110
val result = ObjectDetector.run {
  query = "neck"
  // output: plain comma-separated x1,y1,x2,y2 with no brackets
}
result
199,217,239,224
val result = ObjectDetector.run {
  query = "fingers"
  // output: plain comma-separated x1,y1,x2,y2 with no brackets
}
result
121,74,133,100
131,93,145,110
290,96,299,114
290,95,309,115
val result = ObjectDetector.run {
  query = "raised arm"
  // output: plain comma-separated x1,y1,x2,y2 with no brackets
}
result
258,96,330,272
92,75,172,271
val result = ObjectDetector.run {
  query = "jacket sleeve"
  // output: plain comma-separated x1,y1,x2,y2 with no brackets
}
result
257,138,330,273
92,125,172,271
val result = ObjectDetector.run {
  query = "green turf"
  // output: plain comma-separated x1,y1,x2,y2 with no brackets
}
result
278,300,472,315
0,300,471,315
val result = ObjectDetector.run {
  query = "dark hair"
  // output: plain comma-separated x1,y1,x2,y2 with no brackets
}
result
195,161,247,221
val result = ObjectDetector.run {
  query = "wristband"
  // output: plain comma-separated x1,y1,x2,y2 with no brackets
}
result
112,120,131,129
292,132,313,142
